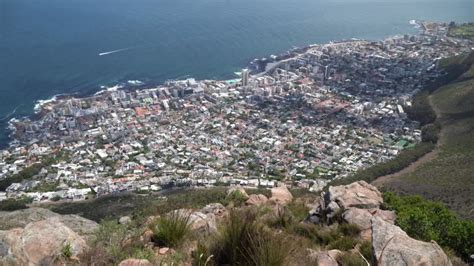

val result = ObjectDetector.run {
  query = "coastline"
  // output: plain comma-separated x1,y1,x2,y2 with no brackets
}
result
1,19,471,204
0,24,422,149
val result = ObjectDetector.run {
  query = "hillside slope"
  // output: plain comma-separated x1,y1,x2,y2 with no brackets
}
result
376,64,474,219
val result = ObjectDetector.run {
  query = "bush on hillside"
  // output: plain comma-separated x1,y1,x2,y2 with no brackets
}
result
149,211,191,248
291,222,360,251
0,196,33,211
82,220,153,265
383,192,474,260
198,208,293,266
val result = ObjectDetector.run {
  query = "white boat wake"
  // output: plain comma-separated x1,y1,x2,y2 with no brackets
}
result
0,105,21,121
99,47,134,56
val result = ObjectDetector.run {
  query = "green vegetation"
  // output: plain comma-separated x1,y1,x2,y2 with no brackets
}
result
224,189,248,207
406,90,436,126
382,54,474,219
61,242,73,258
196,208,293,266
336,252,367,266
149,212,191,248
448,22,474,39
383,192,474,260
82,220,156,265
291,222,360,251
0,196,33,211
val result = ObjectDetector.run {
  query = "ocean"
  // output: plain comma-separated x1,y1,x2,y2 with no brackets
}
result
0,0,472,147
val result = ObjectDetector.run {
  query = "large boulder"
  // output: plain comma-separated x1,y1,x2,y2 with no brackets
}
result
343,208,396,241
0,208,59,229
189,211,217,235
245,194,269,206
371,217,452,266
328,181,382,209
0,218,89,265
201,203,227,218
0,208,98,240
270,184,293,204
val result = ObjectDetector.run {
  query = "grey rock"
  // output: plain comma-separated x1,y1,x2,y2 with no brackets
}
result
119,216,132,225
0,218,88,265
371,217,452,266
0,208,98,240
328,181,382,209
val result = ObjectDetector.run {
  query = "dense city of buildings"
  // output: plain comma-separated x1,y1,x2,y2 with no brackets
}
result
0,22,472,202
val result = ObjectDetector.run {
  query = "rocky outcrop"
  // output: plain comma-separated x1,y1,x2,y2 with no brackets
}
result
371,217,452,266
118,258,153,266
0,208,98,240
270,184,293,204
201,203,227,218
189,211,217,235
328,181,382,209
245,194,269,206
309,182,397,240
0,208,58,229
0,218,89,265
343,208,396,241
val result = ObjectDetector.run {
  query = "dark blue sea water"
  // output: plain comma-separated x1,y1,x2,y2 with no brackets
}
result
0,0,472,147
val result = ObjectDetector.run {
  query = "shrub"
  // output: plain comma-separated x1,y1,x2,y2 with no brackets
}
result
286,200,310,222
61,242,73,258
0,196,33,211
93,220,128,259
338,223,361,237
327,236,358,251
224,190,248,207
149,211,191,248
336,252,367,266
202,208,292,266
383,192,474,260
266,205,294,229
358,241,372,262
129,248,155,261
292,222,359,251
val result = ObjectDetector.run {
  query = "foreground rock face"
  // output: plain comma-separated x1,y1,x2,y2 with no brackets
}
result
371,217,452,266
0,218,89,265
328,181,383,209
343,207,396,241
0,208,98,240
